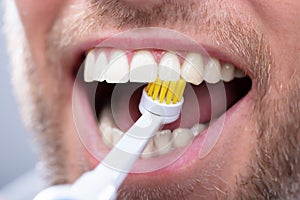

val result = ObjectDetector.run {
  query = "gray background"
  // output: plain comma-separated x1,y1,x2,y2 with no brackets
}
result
0,2,37,188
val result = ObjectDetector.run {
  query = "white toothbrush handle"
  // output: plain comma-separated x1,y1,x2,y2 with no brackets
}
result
33,112,164,200
72,111,164,200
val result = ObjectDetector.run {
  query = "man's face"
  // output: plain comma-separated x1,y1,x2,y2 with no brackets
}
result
4,0,300,199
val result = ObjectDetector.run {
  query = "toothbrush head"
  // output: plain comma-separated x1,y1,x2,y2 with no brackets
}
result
146,78,186,104
139,78,187,124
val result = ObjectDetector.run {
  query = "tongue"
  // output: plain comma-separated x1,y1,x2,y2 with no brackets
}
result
112,78,251,132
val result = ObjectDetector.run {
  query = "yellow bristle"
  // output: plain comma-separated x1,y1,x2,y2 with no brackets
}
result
166,81,177,104
152,78,162,100
172,79,186,104
147,83,155,96
172,87,179,104
159,81,169,103
145,83,151,92
177,79,186,101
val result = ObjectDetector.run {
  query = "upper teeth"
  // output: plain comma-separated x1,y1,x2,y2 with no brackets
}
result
84,48,246,84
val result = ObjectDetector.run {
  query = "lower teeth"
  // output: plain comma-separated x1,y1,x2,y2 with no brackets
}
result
98,106,208,159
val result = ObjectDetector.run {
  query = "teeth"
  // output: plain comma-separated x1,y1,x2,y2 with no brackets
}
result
221,63,235,82
154,130,172,155
158,52,181,81
105,50,129,83
94,51,108,82
100,125,113,148
98,115,208,159
191,123,207,137
234,68,246,78
111,128,124,146
83,50,96,82
98,106,115,147
141,139,155,159
87,48,248,159
181,53,204,85
172,128,194,148
130,50,157,82
84,49,246,85
203,58,222,84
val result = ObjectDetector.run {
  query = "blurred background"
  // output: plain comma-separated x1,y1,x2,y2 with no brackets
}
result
0,0,37,190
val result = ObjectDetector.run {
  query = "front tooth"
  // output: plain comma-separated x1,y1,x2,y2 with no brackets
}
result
105,50,129,83
172,128,194,148
84,51,96,82
221,63,235,82
159,52,180,81
181,53,204,85
234,68,246,78
203,58,221,84
141,139,155,159
154,130,172,155
111,128,124,146
94,51,108,82
130,50,157,82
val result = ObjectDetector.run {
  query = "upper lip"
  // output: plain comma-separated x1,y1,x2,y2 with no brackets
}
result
65,28,252,80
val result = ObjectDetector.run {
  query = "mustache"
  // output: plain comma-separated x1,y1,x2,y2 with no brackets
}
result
90,0,202,27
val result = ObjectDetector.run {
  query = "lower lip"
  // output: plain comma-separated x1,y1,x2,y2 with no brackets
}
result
73,79,251,175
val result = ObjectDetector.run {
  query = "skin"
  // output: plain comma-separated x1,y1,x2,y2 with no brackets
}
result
3,0,300,199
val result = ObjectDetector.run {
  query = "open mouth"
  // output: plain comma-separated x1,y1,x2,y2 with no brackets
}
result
73,44,252,173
